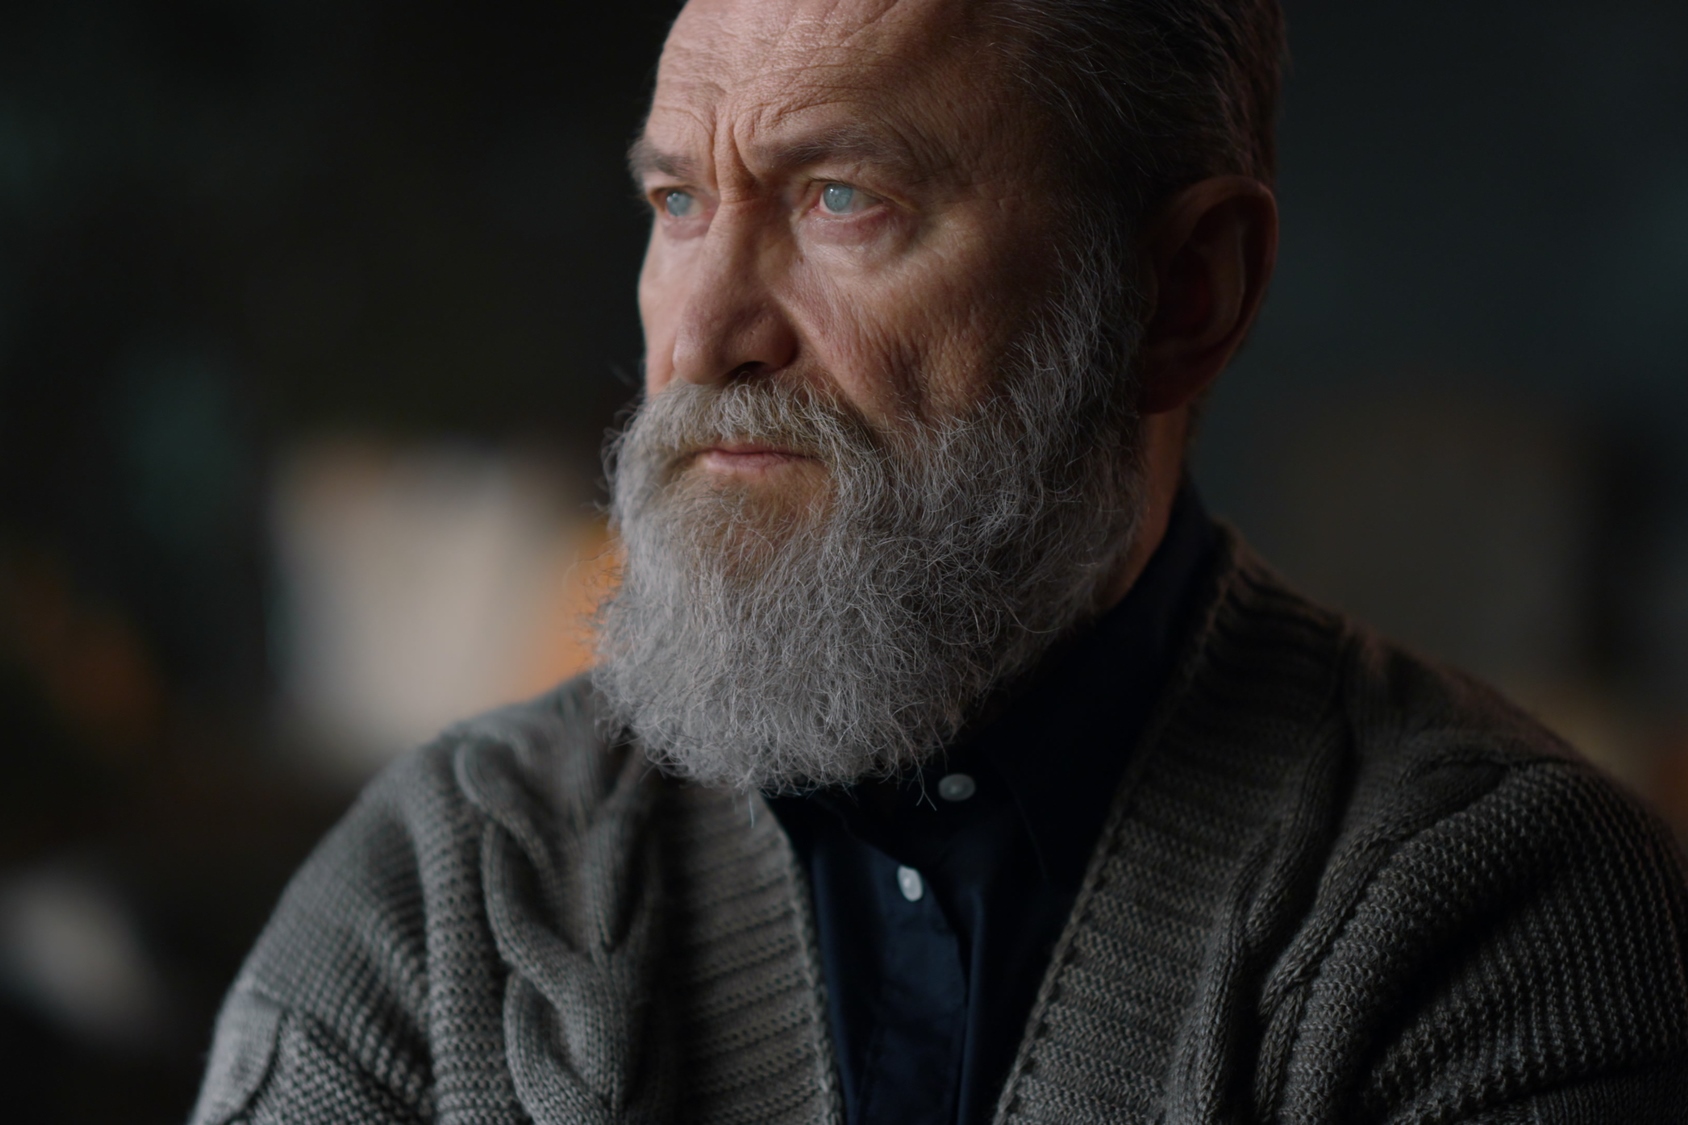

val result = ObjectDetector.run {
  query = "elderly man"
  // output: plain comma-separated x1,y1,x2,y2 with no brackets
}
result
192,0,1688,1122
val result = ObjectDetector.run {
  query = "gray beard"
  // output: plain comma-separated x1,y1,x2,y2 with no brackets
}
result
594,262,1146,793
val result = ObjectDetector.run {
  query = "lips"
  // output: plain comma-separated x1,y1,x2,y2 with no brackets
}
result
708,441,800,457
693,443,811,474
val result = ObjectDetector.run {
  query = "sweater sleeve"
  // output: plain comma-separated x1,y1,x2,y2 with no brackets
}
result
187,751,451,1125
191,991,431,1125
1276,759,1688,1123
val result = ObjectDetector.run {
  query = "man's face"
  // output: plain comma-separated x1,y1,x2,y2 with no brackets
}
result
597,0,1146,792
633,0,1061,482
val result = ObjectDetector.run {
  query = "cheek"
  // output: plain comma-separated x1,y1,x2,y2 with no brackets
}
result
637,247,681,394
793,248,1026,423
910,269,1023,411
924,238,1064,413
781,282,923,424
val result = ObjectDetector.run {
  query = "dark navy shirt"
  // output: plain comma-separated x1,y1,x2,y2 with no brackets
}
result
768,488,1217,1125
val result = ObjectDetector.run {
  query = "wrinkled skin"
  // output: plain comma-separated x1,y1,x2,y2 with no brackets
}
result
632,0,1277,608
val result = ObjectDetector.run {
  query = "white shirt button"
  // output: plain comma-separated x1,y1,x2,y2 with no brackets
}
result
896,865,924,902
937,773,976,802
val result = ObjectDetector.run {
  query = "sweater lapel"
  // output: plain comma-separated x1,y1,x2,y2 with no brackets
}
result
992,534,1349,1124
663,783,844,1124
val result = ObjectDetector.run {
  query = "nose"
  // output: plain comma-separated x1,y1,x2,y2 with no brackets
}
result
667,207,799,387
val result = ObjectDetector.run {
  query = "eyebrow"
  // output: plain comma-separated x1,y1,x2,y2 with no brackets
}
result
627,135,692,183
627,122,946,188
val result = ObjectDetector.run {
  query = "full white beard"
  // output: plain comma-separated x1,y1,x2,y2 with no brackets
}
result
594,263,1146,793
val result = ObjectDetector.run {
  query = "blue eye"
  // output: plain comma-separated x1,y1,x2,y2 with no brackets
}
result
820,183,858,214
663,190,696,218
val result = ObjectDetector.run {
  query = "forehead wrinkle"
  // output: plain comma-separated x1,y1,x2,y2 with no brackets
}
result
629,97,723,183
664,0,967,102
741,0,913,58
783,0,962,52
645,0,1000,190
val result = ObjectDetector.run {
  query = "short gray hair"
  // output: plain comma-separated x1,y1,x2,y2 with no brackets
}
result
988,0,1285,217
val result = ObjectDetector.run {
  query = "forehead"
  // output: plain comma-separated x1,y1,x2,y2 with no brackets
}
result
648,0,1005,168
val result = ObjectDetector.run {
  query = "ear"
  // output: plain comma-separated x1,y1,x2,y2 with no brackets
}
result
1135,175,1278,414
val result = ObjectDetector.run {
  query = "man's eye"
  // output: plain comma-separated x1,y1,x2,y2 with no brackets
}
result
662,190,698,218
819,183,867,215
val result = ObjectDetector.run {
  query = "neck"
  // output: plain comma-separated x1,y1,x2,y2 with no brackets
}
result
1098,406,1189,612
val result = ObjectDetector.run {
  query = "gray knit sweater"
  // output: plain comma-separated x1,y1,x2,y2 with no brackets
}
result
192,535,1688,1124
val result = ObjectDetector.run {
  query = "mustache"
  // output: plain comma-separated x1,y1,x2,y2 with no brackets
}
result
616,380,887,474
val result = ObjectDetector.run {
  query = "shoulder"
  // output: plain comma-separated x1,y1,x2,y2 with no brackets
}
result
247,674,615,984
1208,526,1577,777
1216,545,1688,1120
248,674,626,1004
1210,529,1659,842
192,676,631,1124
1315,578,1683,935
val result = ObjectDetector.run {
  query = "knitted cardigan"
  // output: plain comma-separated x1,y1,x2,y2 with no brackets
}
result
191,534,1688,1124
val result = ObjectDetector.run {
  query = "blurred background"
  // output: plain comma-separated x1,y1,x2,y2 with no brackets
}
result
0,0,1684,1119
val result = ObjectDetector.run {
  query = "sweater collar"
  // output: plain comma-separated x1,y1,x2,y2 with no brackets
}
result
963,482,1218,886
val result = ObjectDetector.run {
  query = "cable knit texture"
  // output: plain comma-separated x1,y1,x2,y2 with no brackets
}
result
191,532,1688,1124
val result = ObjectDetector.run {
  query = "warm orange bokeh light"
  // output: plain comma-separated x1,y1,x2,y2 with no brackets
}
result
0,552,166,757
511,518,621,699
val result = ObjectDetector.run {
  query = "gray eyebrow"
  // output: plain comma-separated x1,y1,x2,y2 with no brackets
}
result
757,123,940,180
627,122,945,188
627,135,694,184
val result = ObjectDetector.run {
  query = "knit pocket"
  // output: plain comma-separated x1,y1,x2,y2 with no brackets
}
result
189,987,283,1124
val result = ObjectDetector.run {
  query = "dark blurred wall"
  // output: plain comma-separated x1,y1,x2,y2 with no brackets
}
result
0,1,1685,1121
0,2,674,1120
1199,0,1688,751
